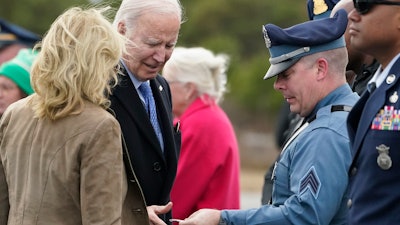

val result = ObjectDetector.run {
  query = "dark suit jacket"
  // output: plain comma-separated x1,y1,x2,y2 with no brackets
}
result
347,57,400,225
110,67,180,224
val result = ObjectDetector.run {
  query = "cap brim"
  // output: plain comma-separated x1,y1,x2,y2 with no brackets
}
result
263,58,300,80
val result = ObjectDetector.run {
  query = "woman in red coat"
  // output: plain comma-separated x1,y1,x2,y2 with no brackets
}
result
162,47,241,220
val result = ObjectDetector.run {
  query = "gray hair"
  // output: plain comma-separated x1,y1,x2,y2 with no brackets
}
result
113,0,185,30
302,47,348,77
163,47,230,104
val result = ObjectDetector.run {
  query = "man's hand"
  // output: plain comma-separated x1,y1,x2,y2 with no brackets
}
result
179,209,221,225
147,202,173,225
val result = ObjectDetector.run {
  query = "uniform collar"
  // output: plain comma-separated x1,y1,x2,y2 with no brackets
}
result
368,53,400,88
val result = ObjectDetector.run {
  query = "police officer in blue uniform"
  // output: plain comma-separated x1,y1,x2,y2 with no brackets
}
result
178,9,359,225
347,0,400,224
261,0,342,205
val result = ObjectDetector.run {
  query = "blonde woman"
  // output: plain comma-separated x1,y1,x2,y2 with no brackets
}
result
0,7,129,225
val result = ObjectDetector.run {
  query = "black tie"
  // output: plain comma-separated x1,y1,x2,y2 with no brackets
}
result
368,82,376,93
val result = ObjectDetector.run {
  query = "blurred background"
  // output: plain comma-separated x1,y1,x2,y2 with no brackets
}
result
0,0,309,208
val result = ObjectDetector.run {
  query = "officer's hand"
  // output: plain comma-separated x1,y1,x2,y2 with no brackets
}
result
179,209,220,225
147,202,173,225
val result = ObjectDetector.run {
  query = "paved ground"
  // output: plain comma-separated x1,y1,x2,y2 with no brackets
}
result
241,191,262,209
237,129,278,210
237,127,280,210
239,168,265,209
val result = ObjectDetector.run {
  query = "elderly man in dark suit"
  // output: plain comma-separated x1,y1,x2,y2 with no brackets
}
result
109,0,183,225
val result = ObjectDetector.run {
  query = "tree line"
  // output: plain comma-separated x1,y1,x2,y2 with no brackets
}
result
0,0,308,125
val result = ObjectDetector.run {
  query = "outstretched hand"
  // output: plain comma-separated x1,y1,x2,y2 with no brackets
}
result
178,209,221,225
147,202,173,225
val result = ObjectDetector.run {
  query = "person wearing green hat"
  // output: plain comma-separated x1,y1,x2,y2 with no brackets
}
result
0,48,36,116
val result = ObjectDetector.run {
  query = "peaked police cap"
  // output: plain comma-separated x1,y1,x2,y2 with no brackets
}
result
262,9,347,80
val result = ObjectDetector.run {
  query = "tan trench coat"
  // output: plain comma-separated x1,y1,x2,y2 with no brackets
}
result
0,96,149,225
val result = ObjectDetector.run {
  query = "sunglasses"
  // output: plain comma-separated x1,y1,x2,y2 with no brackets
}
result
353,0,400,14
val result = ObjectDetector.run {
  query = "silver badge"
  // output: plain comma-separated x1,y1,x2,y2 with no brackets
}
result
159,85,163,91
386,74,396,84
262,26,271,48
390,91,398,103
376,144,392,170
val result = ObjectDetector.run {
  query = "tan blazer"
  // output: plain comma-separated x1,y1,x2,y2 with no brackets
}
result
0,96,146,225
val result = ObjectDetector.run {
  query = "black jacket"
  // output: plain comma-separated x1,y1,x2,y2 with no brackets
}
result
110,66,181,224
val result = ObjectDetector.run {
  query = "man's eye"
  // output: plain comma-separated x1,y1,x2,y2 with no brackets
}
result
166,44,175,49
281,73,290,79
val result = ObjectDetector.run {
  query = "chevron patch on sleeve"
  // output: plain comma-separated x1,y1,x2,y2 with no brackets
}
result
299,166,321,198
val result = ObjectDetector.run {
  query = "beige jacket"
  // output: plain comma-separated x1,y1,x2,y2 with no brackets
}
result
0,96,128,225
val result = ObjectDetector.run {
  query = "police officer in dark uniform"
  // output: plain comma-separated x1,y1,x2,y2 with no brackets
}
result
347,0,400,224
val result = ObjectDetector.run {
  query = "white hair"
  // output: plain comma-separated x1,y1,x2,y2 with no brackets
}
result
163,47,230,104
113,0,185,30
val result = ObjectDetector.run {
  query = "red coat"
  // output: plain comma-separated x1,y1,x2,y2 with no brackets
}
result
171,97,240,219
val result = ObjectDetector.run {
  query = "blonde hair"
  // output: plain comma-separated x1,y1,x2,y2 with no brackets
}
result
30,6,126,120
163,47,229,104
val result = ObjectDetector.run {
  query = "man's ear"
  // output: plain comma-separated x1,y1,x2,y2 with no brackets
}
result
117,22,126,35
316,57,328,81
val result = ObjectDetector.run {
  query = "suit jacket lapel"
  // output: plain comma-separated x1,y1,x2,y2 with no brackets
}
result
347,90,368,144
150,77,178,160
149,78,171,159
352,84,387,151
151,77,179,200
113,73,163,152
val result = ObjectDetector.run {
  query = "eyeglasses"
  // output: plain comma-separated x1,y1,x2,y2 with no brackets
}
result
353,0,400,14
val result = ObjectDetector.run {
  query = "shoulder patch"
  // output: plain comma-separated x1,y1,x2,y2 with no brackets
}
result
299,166,321,198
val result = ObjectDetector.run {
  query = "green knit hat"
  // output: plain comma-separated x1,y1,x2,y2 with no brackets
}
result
0,48,37,95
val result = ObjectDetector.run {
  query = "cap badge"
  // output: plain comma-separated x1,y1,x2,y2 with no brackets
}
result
262,26,271,48
313,0,328,15
376,144,392,170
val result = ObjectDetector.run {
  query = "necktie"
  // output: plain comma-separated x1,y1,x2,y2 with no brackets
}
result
368,82,376,93
139,82,164,150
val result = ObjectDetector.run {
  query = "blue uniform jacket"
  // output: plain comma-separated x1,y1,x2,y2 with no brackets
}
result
347,57,400,225
222,84,359,225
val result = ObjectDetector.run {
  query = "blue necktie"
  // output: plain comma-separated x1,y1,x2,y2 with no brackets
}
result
139,82,164,150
